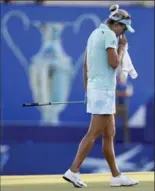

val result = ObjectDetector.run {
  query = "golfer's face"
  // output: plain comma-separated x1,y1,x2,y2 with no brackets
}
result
118,24,127,36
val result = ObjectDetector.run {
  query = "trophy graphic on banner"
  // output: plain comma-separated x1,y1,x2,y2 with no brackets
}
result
2,10,101,125
29,22,74,125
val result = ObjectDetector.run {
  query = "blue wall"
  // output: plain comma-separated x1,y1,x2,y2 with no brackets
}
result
1,142,154,175
1,4,154,124
1,4,154,175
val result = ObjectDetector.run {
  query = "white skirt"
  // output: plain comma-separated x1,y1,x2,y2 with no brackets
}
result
87,89,116,114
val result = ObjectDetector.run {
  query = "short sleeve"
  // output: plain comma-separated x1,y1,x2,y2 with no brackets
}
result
104,31,117,50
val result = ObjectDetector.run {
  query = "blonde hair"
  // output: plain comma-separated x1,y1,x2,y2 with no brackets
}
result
107,4,131,25
112,9,131,20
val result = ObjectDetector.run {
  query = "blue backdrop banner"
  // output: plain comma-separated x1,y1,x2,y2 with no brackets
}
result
1,143,154,175
1,4,154,176
1,4,154,127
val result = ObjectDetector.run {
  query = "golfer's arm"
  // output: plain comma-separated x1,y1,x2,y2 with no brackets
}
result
107,46,125,69
83,53,87,92
116,90,128,97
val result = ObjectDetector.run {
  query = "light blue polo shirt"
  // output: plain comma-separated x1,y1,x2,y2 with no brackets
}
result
86,23,118,90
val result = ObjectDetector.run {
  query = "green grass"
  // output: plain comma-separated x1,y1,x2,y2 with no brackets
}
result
2,182,154,191
2,172,154,191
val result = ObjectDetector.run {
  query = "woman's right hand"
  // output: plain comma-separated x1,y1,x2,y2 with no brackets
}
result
119,34,127,47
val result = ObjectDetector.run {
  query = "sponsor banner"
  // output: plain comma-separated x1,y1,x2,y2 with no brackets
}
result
1,143,154,175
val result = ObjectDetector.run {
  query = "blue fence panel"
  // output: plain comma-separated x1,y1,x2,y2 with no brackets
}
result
1,4,154,175
1,142,154,175
1,4,154,126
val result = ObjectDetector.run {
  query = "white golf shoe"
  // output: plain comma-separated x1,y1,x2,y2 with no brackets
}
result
63,169,87,188
111,174,139,187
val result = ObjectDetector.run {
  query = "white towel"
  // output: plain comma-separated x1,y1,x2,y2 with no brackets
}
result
117,44,138,80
